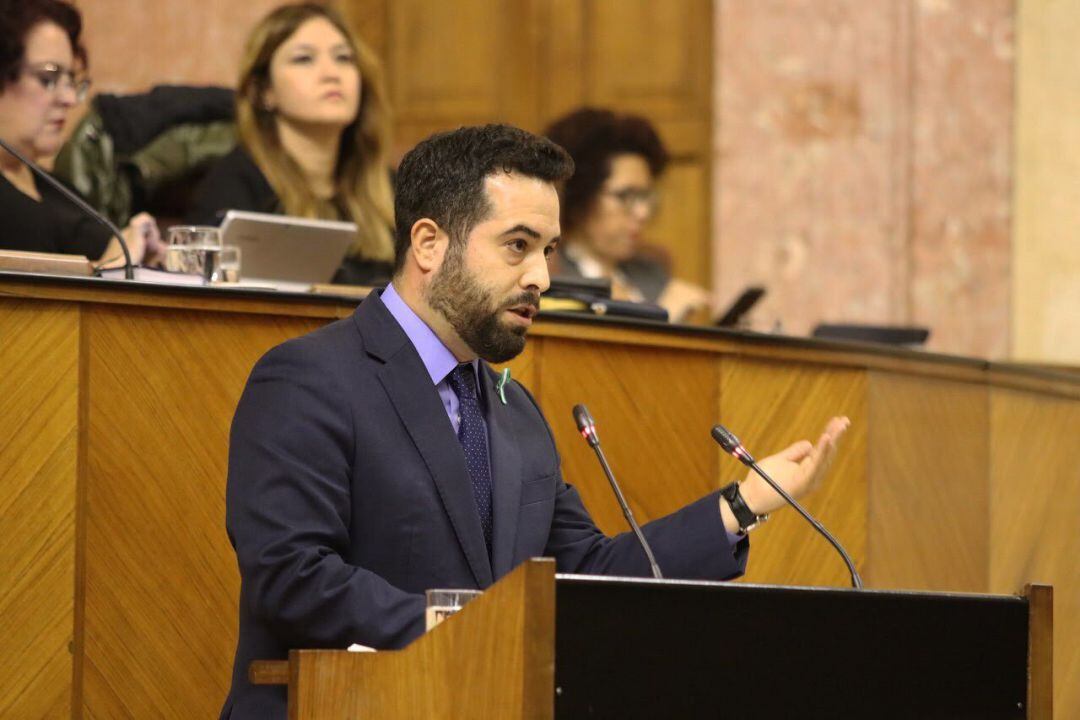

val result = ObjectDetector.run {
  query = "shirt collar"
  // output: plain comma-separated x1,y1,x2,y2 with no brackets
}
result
381,282,476,385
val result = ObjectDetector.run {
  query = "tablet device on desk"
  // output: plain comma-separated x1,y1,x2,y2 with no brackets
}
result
219,210,356,284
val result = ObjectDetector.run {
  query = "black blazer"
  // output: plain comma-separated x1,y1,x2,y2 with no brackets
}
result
221,291,748,718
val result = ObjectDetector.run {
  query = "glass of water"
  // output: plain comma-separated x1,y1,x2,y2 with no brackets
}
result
205,245,242,284
425,588,481,630
164,225,221,275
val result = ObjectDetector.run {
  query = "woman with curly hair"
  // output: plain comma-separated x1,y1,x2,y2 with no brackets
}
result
545,107,710,321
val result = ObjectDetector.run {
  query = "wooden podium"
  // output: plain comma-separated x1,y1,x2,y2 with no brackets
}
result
252,559,1052,719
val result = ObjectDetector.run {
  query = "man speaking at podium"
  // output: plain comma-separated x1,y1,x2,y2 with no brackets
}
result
221,123,849,719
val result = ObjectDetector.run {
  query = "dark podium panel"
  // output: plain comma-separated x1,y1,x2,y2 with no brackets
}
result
555,576,1029,719
253,560,1049,719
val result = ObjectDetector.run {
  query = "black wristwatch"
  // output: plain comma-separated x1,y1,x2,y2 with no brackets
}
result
720,482,769,533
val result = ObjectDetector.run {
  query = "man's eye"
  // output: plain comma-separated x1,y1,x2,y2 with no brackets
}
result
509,239,528,252
544,245,558,258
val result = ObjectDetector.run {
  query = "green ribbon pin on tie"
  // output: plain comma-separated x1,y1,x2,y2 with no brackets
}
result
496,368,511,405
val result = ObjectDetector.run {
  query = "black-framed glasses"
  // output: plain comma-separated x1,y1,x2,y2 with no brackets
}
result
603,187,659,215
23,62,92,102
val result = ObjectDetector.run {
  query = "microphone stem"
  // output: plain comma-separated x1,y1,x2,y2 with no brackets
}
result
592,445,663,579
748,460,863,589
0,137,134,279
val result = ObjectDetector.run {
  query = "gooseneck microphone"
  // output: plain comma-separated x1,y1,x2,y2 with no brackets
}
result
572,404,663,579
0,136,134,279
711,424,863,589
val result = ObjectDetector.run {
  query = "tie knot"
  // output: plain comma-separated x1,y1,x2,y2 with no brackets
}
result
448,363,478,399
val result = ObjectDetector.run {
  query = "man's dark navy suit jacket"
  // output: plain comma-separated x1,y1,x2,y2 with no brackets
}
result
221,291,748,719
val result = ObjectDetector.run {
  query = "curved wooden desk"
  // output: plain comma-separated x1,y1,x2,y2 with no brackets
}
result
1,272,1075,718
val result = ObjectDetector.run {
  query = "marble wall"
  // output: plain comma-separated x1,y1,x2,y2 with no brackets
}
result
77,0,285,94
713,0,1014,359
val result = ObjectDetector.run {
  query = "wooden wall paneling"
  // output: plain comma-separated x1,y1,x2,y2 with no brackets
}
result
0,301,79,718
373,0,540,150
80,306,328,718
718,358,868,588
581,0,713,289
536,337,719,537
651,162,709,288
866,372,988,592
584,0,711,121
990,388,1080,717
535,0,587,124
338,0,390,62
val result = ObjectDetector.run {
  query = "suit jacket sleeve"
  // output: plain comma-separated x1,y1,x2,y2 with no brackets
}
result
226,341,425,651
516,389,749,581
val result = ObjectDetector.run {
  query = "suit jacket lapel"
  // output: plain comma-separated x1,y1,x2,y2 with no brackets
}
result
480,365,523,579
357,295,494,588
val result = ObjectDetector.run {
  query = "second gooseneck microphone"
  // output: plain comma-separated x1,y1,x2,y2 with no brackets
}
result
572,404,663,579
711,424,863,589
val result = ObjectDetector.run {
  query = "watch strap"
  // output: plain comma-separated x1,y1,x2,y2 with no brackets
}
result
720,481,768,533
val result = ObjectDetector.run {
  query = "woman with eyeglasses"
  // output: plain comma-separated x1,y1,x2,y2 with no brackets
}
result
0,0,160,267
185,2,395,285
545,107,711,322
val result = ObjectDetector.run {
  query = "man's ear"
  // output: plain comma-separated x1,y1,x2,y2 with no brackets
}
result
410,218,448,273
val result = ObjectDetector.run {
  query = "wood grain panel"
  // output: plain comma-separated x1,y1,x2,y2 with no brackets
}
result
378,0,539,148
80,306,328,718
289,559,555,719
867,372,988,592
990,389,1080,716
586,0,711,120
536,337,719,537
651,161,709,288
719,358,867,588
0,301,78,718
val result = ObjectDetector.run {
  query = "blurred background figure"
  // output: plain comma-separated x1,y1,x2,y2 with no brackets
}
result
545,108,711,323
186,2,394,285
0,0,159,268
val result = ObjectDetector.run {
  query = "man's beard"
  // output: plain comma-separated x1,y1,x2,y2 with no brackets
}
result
426,244,539,363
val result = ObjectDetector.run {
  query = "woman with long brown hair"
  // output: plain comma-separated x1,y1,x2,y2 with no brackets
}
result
187,2,394,284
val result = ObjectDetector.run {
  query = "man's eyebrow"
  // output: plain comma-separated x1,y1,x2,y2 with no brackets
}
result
499,224,542,239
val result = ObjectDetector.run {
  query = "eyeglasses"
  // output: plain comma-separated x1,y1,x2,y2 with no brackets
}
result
603,187,659,215
22,62,92,102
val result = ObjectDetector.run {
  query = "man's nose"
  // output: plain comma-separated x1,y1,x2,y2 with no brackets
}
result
522,253,551,294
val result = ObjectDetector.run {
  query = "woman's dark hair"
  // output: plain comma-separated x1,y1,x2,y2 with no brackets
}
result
0,0,86,89
543,107,669,235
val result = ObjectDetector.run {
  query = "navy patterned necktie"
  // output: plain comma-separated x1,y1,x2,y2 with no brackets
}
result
448,364,493,555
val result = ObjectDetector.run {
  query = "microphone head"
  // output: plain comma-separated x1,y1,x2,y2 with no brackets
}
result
711,424,755,465
572,404,592,432
572,404,600,447
710,424,741,453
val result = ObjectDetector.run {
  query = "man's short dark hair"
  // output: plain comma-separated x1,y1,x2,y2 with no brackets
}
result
0,0,86,89
393,123,575,273
543,107,669,237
